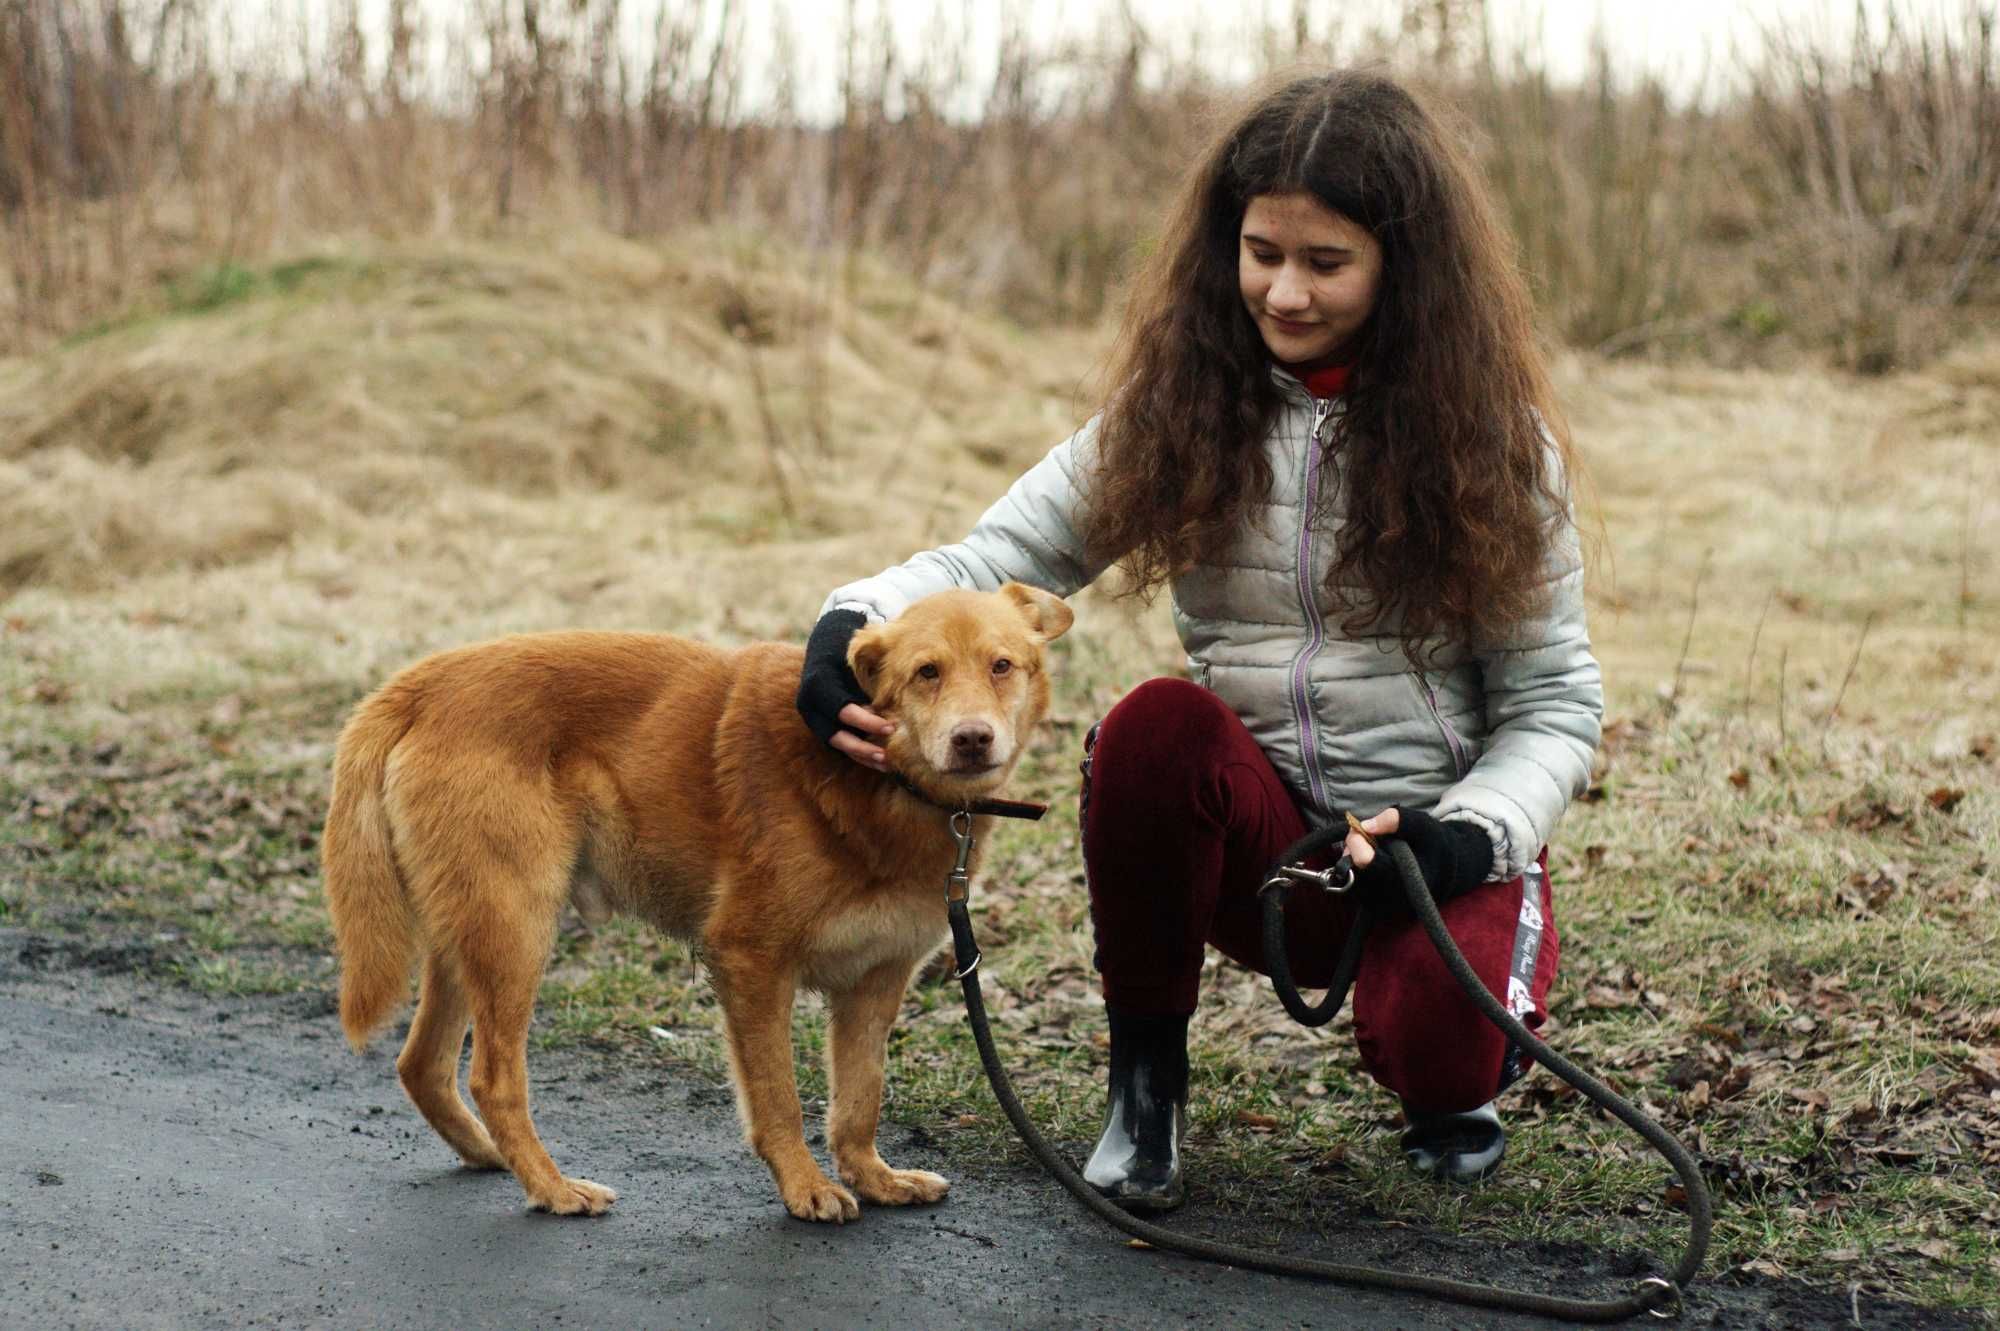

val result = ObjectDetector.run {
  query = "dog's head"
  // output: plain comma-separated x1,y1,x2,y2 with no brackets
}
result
847,583,1073,802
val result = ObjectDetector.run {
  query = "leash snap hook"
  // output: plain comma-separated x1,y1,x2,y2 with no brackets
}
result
944,809,976,903
1261,855,1357,899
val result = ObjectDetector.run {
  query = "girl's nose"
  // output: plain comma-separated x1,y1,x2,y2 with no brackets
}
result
1267,264,1311,312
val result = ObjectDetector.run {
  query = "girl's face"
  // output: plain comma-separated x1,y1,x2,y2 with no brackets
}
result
1238,191,1383,371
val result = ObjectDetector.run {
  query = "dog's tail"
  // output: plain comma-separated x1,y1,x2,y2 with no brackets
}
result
322,691,419,1051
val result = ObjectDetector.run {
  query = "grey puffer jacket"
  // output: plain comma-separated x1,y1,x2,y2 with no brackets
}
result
822,369,1603,881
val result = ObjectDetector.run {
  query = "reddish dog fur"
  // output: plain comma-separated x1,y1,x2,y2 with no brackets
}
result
322,583,1071,1220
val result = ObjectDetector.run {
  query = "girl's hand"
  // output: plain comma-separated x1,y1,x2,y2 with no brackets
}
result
1344,807,1399,870
829,703,896,771
796,609,897,769
1347,807,1496,912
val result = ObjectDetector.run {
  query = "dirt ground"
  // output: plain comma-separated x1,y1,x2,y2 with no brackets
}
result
0,928,1978,1331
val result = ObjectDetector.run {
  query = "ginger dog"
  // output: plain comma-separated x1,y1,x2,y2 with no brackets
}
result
322,583,1072,1220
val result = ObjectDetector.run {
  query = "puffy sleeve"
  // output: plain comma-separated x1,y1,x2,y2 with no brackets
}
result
1432,459,1603,880
820,417,1111,622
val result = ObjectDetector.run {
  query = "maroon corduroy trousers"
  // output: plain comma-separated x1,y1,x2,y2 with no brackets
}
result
1079,678,1559,1114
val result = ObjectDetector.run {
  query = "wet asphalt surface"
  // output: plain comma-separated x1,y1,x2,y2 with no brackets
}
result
0,932,1979,1331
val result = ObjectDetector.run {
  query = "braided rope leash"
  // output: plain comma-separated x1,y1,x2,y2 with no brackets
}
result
945,812,1710,1323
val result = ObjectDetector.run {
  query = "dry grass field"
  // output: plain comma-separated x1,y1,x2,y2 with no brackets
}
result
2,226,1996,1313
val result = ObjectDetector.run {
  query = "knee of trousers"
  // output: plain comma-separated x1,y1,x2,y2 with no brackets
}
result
1089,676,1240,778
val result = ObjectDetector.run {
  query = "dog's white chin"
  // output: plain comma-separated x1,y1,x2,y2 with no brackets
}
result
946,765,1002,781
913,758,1011,797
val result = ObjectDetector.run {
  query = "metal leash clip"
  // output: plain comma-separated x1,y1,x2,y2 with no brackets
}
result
945,809,981,975
944,809,976,904
1261,854,1357,898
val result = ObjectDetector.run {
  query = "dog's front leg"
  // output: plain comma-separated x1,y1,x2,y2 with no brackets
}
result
709,948,860,1223
827,960,950,1207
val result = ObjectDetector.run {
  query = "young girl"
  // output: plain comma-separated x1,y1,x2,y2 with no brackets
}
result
796,69,1600,1211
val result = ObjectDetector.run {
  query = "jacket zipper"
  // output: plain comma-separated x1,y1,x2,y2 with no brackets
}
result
1420,677,1473,779
1288,394,1337,816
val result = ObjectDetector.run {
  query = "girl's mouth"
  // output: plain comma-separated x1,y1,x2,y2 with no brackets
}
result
1267,315,1319,335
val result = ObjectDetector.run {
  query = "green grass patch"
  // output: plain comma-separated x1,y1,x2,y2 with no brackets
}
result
58,255,369,347
171,955,307,996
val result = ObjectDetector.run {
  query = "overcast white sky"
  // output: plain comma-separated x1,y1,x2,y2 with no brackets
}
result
246,1,1974,110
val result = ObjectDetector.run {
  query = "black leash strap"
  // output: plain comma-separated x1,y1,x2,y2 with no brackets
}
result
946,815,1711,1323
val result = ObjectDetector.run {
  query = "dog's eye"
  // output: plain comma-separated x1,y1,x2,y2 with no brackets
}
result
917,663,940,681
992,658,1012,676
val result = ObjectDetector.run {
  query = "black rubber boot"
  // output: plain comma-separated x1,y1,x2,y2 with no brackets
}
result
1082,1010,1189,1212
1401,1099,1506,1184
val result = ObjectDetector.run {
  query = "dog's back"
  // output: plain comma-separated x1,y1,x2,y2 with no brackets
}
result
323,632,735,1047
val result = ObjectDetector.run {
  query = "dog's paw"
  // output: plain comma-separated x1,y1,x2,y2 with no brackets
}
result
850,1166,950,1207
530,1175,618,1216
781,1173,861,1224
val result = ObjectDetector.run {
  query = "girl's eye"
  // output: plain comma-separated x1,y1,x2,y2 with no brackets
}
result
992,659,1012,676
918,663,940,681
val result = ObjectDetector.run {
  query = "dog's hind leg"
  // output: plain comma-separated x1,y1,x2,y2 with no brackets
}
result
708,943,859,1223
462,929,618,1216
827,960,949,1207
402,771,614,1218
458,890,617,1216
397,950,505,1170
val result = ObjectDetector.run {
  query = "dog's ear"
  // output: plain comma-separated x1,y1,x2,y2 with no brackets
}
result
847,623,892,698
1001,582,1074,642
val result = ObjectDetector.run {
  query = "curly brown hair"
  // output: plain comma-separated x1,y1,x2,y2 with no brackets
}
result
1084,69,1575,657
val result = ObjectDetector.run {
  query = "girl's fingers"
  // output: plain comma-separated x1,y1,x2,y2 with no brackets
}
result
829,730,888,769
838,702,895,737
1344,808,1399,867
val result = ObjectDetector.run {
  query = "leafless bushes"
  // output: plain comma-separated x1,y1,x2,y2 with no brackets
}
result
1741,5,2000,370
2,0,1995,369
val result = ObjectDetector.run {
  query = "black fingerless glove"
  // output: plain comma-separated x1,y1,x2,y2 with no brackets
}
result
1351,808,1495,914
796,608,870,747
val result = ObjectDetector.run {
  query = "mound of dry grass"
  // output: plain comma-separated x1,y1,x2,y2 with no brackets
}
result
4,225,1994,733
0,227,1154,715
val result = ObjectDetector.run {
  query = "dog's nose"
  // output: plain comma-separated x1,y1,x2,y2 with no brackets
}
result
950,722,994,761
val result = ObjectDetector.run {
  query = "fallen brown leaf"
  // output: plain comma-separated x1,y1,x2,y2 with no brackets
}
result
1714,1065,1754,1100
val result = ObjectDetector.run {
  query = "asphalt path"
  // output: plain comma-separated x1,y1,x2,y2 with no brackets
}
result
0,936,1973,1330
